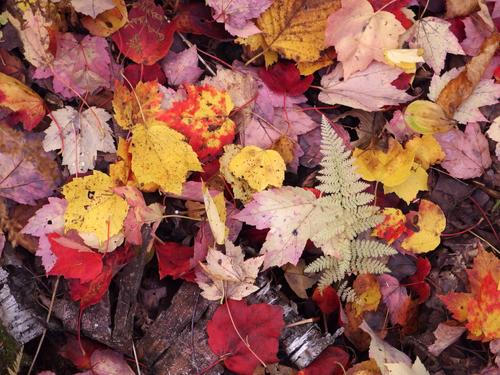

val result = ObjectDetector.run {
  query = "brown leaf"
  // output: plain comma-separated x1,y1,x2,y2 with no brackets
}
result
445,0,479,18
283,260,316,299
436,32,500,118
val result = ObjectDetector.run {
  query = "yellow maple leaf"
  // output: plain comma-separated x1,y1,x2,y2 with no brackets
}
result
353,139,415,187
220,144,255,203
229,145,285,191
384,164,428,204
238,0,341,65
63,171,129,250
129,123,201,195
406,134,445,170
112,81,163,130
401,199,446,253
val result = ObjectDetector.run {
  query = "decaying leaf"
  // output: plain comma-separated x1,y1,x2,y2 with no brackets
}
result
202,184,227,245
197,241,264,301
403,100,455,134
82,0,128,37
283,260,316,299
62,170,129,250
238,0,341,65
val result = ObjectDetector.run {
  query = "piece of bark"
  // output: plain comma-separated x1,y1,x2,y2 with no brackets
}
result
110,226,151,351
153,303,222,375
137,282,212,366
248,278,341,369
44,292,113,345
0,266,44,344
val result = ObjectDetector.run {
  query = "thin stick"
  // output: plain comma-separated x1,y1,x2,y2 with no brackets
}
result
285,317,320,328
469,231,499,254
132,341,142,375
28,277,60,375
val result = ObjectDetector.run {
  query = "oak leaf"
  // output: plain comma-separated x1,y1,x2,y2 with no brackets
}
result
42,106,116,175
237,0,341,65
62,171,129,250
325,0,406,78
0,71,45,131
197,241,264,301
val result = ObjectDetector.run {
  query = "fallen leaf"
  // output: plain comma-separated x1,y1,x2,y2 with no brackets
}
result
383,164,428,204
89,349,135,375
81,0,127,37
8,9,56,77
71,0,115,18
259,62,313,96
206,0,273,37
161,46,203,86
487,117,499,158
403,100,455,134
319,63,412,111
228,145,285,191
172,2,229,40
156,241,195,281
47,233,103,283
197,241,264,301
123,63,166,87
0,122,60,205
401,199,446,253
444,0,480,18
21,197,67,271
111,0,175,65
157,84,236,160
283,260,316,299
346,359,381,375
62,170,129,250
202,185,227,245
384,48,424,73
406,135,445,170
436,33,500,118
372,208,407,244
237,0,341,65
428,322,467,356
360,320,430,374
353,138,415,187
207,300,284,375
408,17,464,73
42,106,116,174
325,0,405,78
435,123,492,179
298,346,350,375
353,274,382,316
312,285,341,315
0,71,45,131
377,274,410,325
406,257,431,303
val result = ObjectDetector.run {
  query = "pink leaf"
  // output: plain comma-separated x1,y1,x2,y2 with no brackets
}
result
435,123,492,179
90,349,135,375
378,274,411,326
162,46,203,86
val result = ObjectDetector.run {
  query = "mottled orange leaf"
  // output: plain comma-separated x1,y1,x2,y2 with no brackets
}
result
352,274,381,316
372,208,408,244
158,85,236,160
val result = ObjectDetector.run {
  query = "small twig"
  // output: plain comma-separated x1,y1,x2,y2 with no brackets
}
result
285,317,320,329
132,341,141,375
28,277,60,375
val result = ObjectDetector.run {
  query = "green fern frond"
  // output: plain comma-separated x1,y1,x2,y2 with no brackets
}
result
306,116,396,290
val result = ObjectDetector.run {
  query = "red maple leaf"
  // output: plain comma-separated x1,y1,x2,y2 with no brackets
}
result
207,300,284,375
298,346,350,375
111,0,175,65
406,257,431,304
259,62,313,96
123,63,166,88
155,241,195,281
47,233,103,283
312,286,340,315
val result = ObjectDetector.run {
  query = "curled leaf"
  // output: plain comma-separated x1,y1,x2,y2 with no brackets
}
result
403,100,455,134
